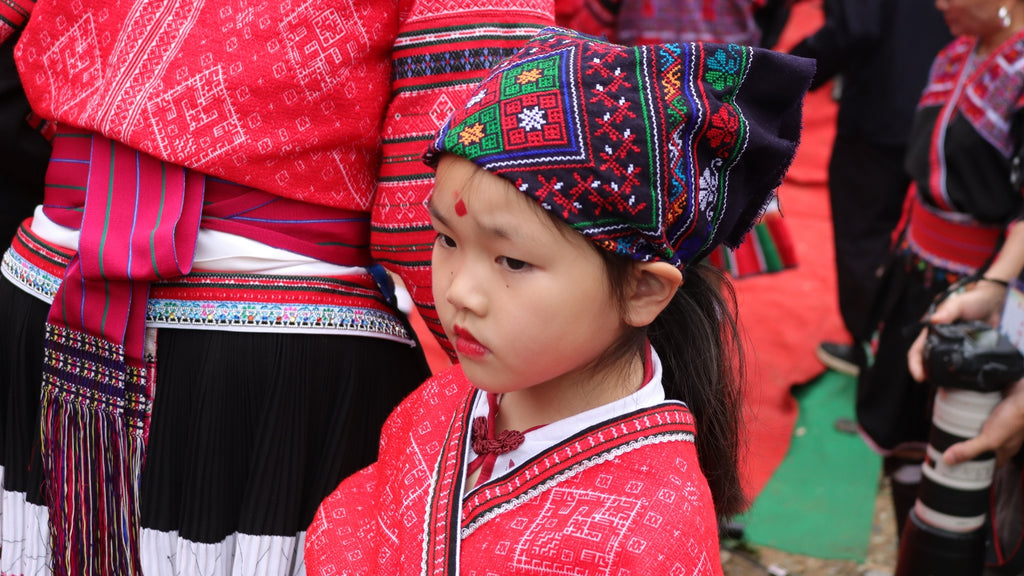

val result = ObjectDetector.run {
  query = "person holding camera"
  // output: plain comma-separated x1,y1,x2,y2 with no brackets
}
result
908,238,1024,469
854,0,1024,544
904,223,1024,573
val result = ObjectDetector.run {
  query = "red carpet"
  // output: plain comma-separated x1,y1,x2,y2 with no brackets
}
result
410,0,844,502
737,0,846,499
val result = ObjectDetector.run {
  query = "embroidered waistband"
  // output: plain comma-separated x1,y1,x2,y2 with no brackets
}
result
906,194,1003,274
146,274,410,341
2,221,413,343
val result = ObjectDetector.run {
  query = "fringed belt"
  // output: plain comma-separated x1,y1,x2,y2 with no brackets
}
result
905,193,1004,275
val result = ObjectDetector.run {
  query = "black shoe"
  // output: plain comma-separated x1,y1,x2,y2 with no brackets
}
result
816,341,860,377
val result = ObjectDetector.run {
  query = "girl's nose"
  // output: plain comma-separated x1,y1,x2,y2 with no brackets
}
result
445,262,486,314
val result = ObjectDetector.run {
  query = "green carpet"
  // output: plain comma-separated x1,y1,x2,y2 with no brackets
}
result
737,370,883,561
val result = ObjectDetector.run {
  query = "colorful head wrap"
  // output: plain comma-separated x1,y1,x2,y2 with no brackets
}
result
425,27,814,271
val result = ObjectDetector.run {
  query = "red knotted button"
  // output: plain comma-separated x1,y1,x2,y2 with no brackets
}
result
471,416,524,455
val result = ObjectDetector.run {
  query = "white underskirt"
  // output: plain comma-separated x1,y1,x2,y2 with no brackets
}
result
1,477,308,576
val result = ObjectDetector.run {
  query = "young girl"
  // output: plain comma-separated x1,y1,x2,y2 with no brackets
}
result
304,27,813,575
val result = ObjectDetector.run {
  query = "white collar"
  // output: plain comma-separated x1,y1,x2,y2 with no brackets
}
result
467,345,669,486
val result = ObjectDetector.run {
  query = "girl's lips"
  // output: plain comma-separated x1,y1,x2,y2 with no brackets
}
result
453,326,488,358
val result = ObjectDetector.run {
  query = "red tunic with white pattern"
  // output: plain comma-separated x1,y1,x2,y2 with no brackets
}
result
305,367,723,576
6,0,555,347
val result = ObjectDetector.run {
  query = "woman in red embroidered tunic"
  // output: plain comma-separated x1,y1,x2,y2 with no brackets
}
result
305,27,814,574
854,0,1024,540
0,1,555,575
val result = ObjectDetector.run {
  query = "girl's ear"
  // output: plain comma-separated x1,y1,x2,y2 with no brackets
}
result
624,262,683,327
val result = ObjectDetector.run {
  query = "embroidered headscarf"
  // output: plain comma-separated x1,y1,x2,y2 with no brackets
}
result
425,27,814,271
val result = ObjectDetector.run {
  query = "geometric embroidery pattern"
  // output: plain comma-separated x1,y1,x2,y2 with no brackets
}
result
39,13,103,121
919,34,1024,158
392,46,522,82
429,27,811,270
443,50,583,163
512,488,641,575
461,439,721,575
147,67,245,168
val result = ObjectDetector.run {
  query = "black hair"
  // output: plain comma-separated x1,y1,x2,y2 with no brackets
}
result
600,252,747,519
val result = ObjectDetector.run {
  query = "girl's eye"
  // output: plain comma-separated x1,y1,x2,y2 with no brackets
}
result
435,232,456,249
498,256,530,271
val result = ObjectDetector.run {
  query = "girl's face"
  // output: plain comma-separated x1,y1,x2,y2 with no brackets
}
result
429,156,631,403
935,0,1006,39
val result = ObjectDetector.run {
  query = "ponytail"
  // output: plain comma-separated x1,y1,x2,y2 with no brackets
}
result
649,263,747,519
596,247,747,519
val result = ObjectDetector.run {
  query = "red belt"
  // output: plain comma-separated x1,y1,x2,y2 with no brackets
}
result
906,193,1003,274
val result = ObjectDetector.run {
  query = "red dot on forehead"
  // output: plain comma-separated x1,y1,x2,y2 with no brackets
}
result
454,196,467,217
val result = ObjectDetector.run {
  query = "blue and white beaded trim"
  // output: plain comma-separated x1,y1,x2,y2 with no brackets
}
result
2,247,414,344
146,298,413,342
2,247,59,304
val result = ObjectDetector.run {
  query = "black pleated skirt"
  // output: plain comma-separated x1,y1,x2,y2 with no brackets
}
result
0,273,431,572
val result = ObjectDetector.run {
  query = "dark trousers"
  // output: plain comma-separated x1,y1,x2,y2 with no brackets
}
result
827,133,910,342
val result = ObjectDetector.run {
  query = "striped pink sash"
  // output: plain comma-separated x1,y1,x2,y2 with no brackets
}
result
43,131,374,268
51,133,204,358
41,130,203,575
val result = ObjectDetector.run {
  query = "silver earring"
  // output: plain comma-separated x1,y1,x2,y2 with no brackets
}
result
999,5,1012,28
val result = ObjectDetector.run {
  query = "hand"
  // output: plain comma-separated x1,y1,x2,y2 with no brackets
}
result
943,379,1024,467
907,281,1009,382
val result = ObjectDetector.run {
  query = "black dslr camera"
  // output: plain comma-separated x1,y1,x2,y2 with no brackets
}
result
897,321,1024,576
923,320,1024,392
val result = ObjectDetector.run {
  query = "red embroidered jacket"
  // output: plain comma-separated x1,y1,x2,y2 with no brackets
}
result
3,0,555,353
305,368,724,575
